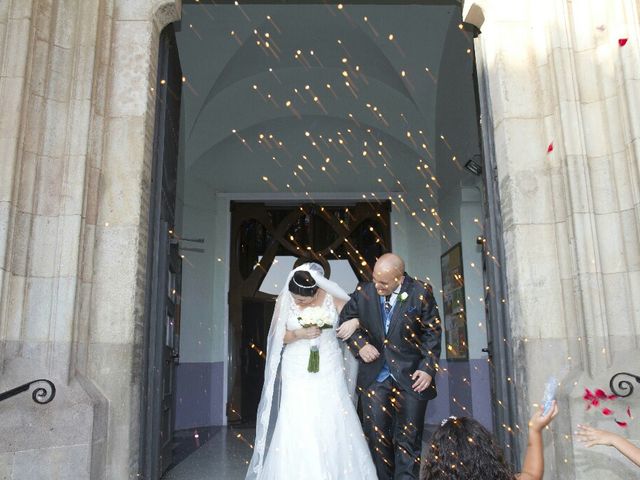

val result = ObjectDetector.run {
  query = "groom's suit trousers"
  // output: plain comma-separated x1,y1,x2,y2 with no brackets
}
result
360,376,428,480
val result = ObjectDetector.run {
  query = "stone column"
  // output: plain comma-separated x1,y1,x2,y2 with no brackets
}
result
465,0,640,478
0,1,102,477
0,1,180,478
85,0,180,476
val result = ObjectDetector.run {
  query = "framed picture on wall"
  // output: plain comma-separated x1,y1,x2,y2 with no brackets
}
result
440,243,469,361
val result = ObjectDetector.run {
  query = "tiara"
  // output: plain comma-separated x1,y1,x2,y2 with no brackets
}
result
292,276,317,289
440,415,457,427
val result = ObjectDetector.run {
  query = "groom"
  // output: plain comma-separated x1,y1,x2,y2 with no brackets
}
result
338,253,442,480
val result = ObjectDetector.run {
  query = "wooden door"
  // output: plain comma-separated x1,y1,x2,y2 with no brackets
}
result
227,201,391,424
239,298,274,422
140,23,182,479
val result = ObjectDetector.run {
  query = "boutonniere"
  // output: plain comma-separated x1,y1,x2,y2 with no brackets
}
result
399,292,409,302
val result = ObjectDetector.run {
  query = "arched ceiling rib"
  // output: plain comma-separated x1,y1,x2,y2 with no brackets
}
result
187,71,434,166
190,114,439,195
189,13,417,134
176,4,479,198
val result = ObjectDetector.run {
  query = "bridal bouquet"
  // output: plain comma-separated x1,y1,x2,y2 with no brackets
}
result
298,306,333,373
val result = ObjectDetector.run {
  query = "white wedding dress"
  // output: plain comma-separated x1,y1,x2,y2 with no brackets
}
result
258,293,377,480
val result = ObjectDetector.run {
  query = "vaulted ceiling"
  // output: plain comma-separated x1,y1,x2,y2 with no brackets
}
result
176,2,480,201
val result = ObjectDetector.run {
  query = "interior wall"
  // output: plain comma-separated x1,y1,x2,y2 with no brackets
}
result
460,184,492,429
173,2,487,429
424,182,492,429
174,181,228,428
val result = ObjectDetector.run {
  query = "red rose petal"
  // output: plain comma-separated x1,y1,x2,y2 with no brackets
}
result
608,394,617,400
584,388,595,401
591,399,600,407
615,420,628,427
619,38,628,47
602,408,614,416
595,389,607,399
547,142,554,153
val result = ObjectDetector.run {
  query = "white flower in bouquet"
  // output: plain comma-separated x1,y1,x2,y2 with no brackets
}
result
296,306,333,373
298,306,332,329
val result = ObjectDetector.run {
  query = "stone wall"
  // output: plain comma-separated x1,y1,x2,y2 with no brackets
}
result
0,0,638,478
466,0,640,478
0,1,181,478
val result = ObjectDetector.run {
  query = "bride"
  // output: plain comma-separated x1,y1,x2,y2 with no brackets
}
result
246,262,377,479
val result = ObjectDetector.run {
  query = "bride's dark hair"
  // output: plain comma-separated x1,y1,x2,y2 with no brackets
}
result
288,271,319,297
422,417,515,480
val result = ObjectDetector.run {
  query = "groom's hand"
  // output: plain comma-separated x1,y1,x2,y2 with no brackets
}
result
358,344,380,363
411,370,432,393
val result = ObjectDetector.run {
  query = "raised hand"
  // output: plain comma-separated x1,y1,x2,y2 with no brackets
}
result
576,423,640,467
528,401,558,433
520,401,559,480
411,370,432,393
576,424,619,447
336,318,359,340
358,344,380,363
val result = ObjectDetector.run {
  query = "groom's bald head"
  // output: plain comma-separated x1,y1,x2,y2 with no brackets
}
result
376,253,405,274
372,253,405,296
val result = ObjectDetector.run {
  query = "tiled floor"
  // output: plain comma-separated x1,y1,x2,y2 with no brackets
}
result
161,425,438,480
162,426,255,480
167,426,223,469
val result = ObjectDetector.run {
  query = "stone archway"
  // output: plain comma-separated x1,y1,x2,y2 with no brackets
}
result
83,2,184,478
2,1,640,479
173,0,514,473
462,2,521,467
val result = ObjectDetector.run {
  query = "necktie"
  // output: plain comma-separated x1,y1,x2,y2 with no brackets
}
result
384,300,392,315
377,296,393,383
383,295,392,334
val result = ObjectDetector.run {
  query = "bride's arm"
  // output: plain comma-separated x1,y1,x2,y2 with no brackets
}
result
334,298,360,339
337,286,373,351
283,330,298,344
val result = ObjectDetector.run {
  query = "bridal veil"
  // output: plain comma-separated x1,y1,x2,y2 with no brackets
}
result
245,262,358,479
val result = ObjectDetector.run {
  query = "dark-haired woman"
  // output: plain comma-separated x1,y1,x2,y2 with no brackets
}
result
422,402,558,480
246,263,376,480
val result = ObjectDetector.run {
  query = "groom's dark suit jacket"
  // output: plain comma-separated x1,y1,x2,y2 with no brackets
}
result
339,275,442,400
